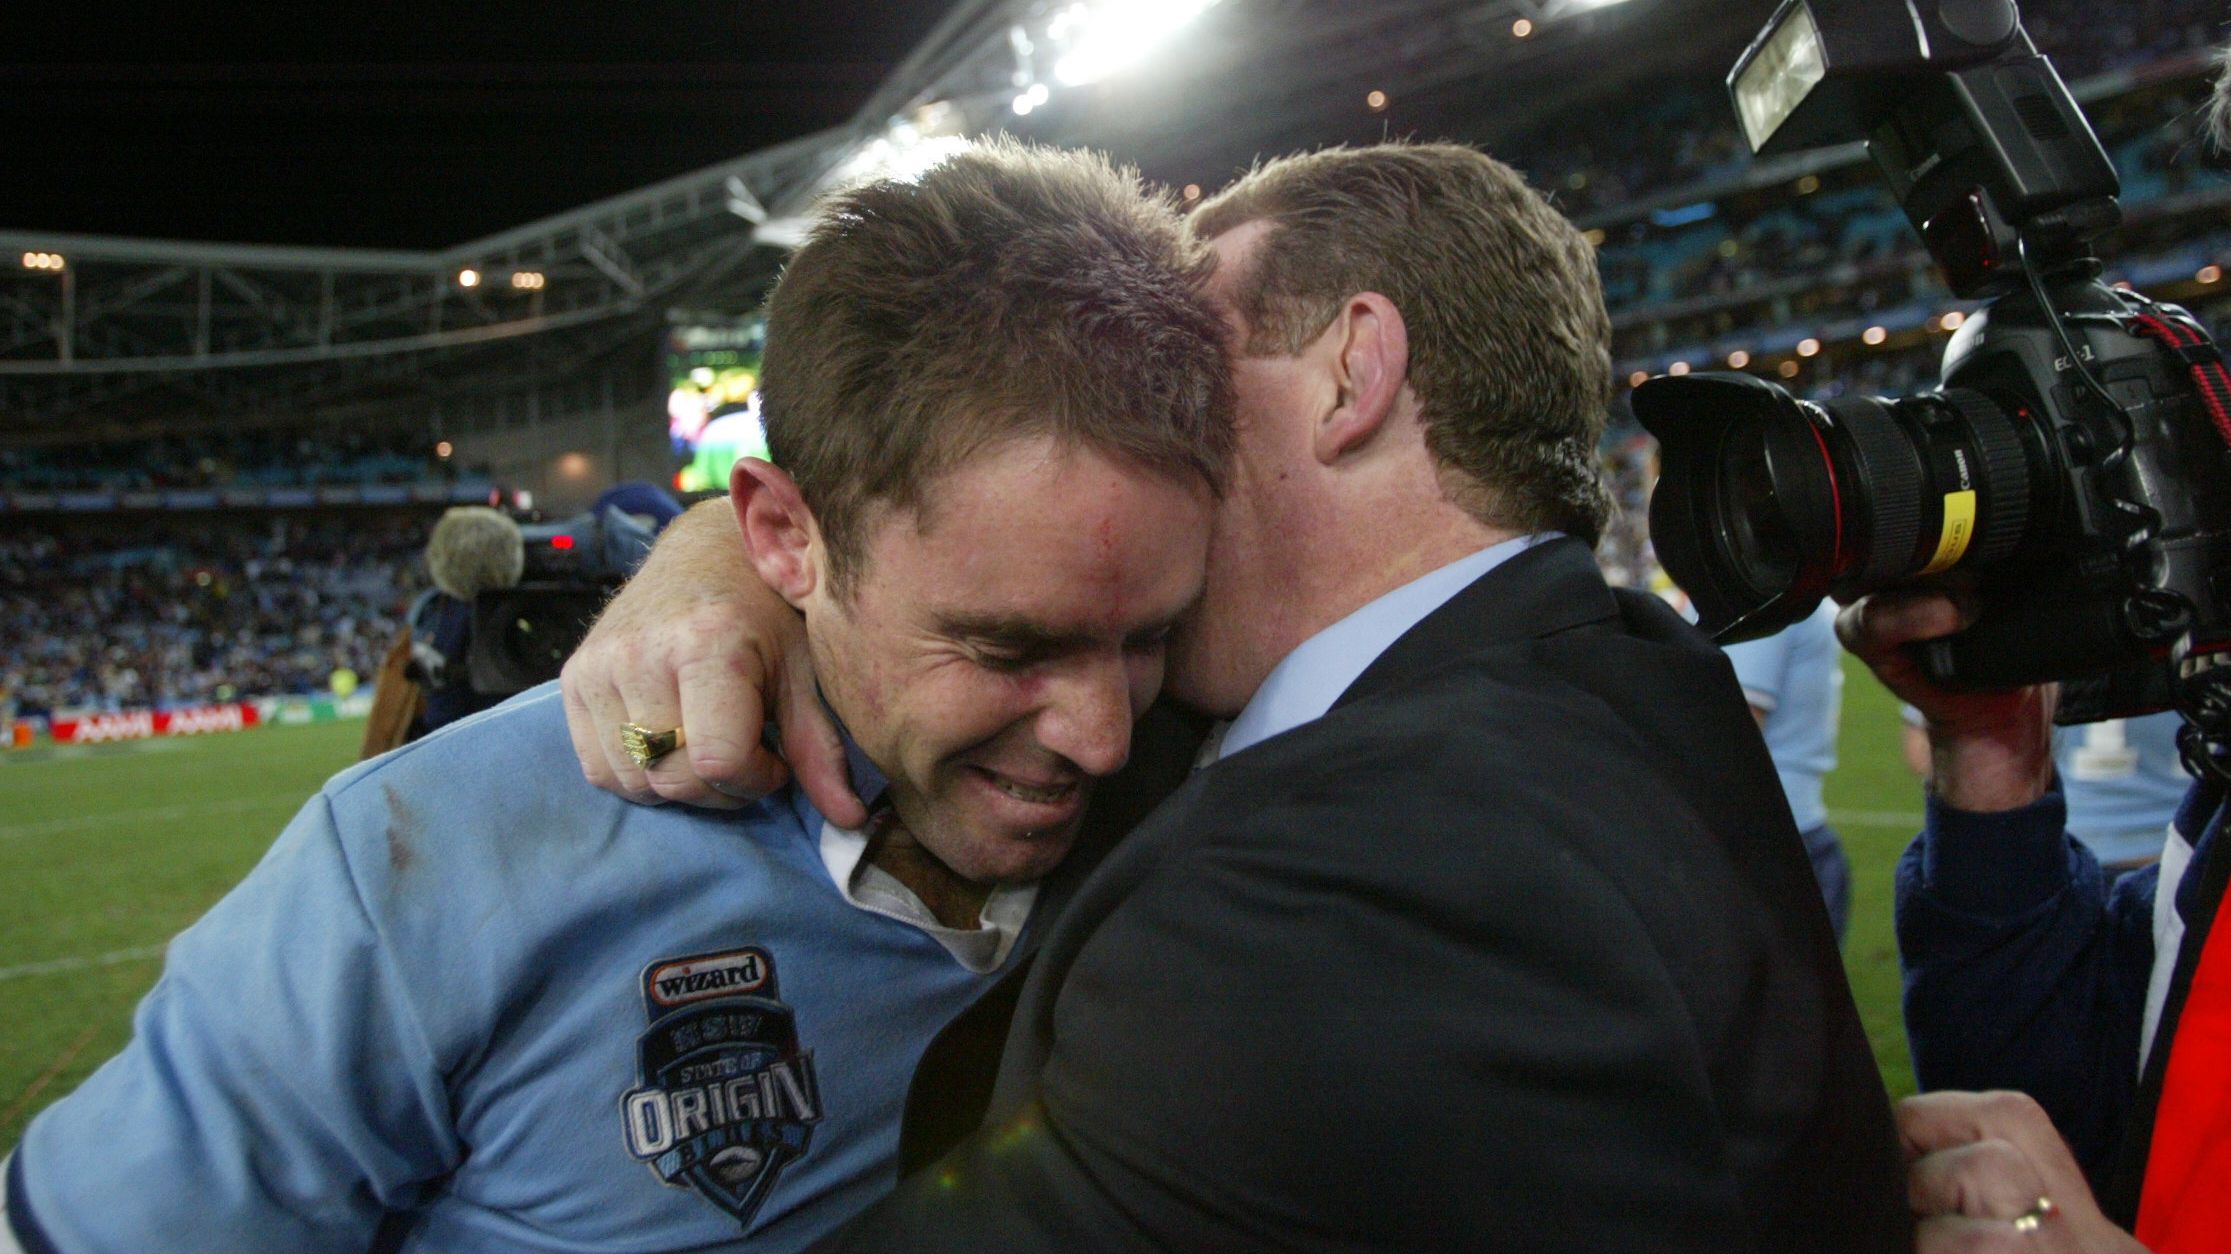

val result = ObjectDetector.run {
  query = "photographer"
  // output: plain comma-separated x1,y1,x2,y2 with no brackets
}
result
1838,45,2231,1254
406,505,525,736
392,485,679,746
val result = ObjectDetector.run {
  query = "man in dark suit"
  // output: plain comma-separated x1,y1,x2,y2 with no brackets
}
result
564,143,1909,1248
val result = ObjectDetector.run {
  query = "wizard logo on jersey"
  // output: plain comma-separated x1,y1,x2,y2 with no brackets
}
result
619,946,823,1227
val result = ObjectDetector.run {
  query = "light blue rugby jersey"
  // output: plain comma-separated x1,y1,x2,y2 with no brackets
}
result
8,684,1012,1253
1723,600,1842,834
2054,709,2192,865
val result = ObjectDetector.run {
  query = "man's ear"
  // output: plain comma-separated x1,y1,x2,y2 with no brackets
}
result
1315,291,1411,466
730,457,820,604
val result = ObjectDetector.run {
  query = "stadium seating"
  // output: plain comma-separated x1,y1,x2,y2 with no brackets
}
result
1515,0,2228,219
0,428,482,493
0,517,427,718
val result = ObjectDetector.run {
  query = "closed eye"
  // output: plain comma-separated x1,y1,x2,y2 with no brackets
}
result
972,647,1039,673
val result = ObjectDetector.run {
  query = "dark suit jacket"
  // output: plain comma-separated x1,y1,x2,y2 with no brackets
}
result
840,538,1909,1251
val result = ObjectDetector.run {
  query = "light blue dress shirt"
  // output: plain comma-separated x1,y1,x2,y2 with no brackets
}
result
1215,534,1554,763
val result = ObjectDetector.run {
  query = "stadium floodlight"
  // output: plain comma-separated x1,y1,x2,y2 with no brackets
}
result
20,251,66,272
1047,0,1225,88
1513,0,1637,20
830,126,973,188
457,268,483,289
756,116,977,250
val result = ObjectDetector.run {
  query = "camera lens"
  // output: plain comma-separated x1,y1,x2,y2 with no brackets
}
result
1715,430,1801,594
1635,372,2032,641
467,586,609,695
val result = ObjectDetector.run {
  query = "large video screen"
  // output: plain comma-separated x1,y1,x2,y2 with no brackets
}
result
665,318,769,493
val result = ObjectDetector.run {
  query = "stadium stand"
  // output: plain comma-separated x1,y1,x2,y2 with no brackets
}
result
0,516,428,718
1595,76,2231,327
0,427,486,493
2,0,2223,740
1514,0,2230,218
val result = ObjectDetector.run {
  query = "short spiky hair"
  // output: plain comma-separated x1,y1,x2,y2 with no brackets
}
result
759,138,1233,594
1193,142,1614,545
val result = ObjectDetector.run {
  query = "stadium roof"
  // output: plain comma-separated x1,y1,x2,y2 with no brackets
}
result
0,0,1789,443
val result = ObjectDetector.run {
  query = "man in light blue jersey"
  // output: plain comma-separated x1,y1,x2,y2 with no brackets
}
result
2,140,1230,1253
1724,600,1851,941
2055,711,2190,870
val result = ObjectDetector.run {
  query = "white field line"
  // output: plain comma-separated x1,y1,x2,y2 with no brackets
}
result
0,943,169,983
0,795,295,841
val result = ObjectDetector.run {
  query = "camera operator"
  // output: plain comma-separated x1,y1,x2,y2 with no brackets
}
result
406,505,527,736
1848,52,2231,1254
389,485,681,747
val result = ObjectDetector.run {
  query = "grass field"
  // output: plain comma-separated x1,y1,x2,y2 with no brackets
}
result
0,659,1927,1150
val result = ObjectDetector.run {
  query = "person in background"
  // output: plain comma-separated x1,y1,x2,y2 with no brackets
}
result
1856,51,2231,1241
1726,600,1852,942
2053,714,2194,872
405,505,526,737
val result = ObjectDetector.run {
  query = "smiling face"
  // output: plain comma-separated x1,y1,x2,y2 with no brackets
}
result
800,435,1212,885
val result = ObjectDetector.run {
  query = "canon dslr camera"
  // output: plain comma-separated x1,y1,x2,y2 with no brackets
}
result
1635,0,2231,747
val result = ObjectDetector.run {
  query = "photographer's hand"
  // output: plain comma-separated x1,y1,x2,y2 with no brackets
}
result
1836,585,2055,812
560,498,866,824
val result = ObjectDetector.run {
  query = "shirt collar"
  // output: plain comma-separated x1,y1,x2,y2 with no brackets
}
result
792,728,1032,973
1214,533,1555,763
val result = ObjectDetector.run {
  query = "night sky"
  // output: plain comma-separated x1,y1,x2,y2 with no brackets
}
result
4,2,956,250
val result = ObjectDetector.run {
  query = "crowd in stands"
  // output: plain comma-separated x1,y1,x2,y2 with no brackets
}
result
1514,0,2229,221
1593,77,2231,317
5,2,2222,733
2023,0,2230,80
0,517,428,718
0,427,476,493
